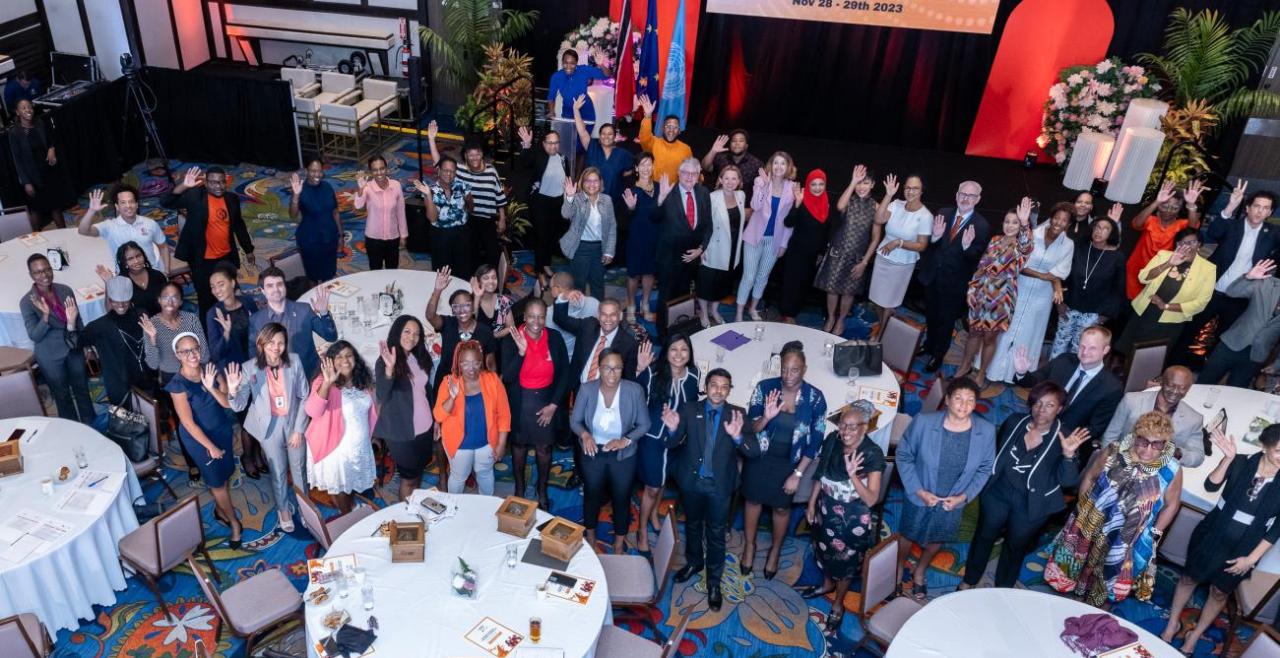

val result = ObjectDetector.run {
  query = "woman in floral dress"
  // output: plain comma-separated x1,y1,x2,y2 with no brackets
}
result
955,198,1033,388
815,165,879,334
1044,411,1183,607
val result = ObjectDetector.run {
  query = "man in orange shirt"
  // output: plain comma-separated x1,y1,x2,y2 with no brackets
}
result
162,166,258,318
637,95,693,183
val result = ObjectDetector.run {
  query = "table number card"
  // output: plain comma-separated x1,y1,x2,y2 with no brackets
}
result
856,386,900,408
1098,643,1156,658
326,280,360,297
18,233,47,247
76,284,105,301
308,553,358,585
464,617,524,657
544,571,596,605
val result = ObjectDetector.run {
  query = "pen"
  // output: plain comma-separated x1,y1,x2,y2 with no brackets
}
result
87,475,108,488
24,429,38,444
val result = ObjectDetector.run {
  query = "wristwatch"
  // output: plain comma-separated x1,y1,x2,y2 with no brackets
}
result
791,467,804,478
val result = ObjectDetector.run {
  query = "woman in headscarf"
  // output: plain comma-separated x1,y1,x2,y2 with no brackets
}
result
777,170,831,324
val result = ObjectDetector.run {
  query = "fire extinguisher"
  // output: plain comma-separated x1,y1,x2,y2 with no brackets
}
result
399,18,411,78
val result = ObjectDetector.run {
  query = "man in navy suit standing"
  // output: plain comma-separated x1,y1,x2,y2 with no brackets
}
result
654,157,712,341
917,181,991,372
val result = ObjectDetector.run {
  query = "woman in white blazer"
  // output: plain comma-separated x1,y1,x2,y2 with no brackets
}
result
697,165,749,327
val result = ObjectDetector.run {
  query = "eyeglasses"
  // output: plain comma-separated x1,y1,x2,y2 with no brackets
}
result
839,422,868,431
599,365,623,373
957,192,980,200
1134,437,1167,451
176,348,201,357
28,268,52,276
160,295,182,302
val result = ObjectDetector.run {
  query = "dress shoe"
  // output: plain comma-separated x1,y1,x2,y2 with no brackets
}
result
924,354,944,373
674,564,702,583
708,585,723,611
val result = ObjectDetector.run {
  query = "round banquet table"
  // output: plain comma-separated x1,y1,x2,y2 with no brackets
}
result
304,493,611,658
885,588,1182,658
297,269,470,367
688,322,901,451
0,416,143,631
0,228,113,349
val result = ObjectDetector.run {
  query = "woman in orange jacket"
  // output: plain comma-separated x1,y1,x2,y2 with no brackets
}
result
433,340,511,495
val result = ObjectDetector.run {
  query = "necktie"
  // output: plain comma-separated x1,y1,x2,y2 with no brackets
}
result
950,213,964,241
1066,368,1086,404
685,190,696,229
586,334,607,382
700,405,721,479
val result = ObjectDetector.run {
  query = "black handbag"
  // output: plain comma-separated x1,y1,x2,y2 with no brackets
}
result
833,338,883,376
104,402,150,463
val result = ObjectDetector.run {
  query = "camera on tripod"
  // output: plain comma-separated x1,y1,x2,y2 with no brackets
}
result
120,52,138,78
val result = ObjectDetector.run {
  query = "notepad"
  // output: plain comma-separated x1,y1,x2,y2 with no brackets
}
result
464,617,524,657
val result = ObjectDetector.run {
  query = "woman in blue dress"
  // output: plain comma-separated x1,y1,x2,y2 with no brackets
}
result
166,332,244,548
634,333,699,555
289,155,342,282
622,153,660,324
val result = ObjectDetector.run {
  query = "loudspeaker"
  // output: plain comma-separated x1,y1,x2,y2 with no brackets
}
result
407,55,427,115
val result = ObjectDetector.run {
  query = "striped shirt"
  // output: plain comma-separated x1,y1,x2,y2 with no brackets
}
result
454,164,507,220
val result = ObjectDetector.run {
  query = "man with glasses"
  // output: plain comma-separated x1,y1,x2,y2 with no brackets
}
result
654,157,711,340
1102,365,1204,466
248,266,336,380
20,253,94,422
918,181,991,373
83,276,153,407
517,126,570,288
163,165,257,317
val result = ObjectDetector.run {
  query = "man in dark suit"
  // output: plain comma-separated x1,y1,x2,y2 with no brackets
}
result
1013,324,1121,459
554,294,640,486
659,367,752,611
654,157,712,341
1170,182,1279,368
161,165,257,318
917,181,991,372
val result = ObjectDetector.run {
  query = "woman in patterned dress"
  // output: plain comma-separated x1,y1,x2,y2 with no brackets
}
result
815,165,880,334
955,198,1033,388
1044,411,1184,608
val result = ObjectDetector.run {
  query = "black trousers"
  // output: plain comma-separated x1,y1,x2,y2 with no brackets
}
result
191,258,222,321
366,237,400,271
963,481,1047,588
1170,290,1248,368
655,253,696,341
37,350,95,423
923,281,968,359
580,451,637,534
530,194,561,271
681,480,732,584
431,225,472,277
469,215,500,271
1199,342,1264,388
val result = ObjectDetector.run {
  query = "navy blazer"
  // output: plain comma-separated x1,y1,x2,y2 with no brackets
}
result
1015,354,1122,442
662,399,758,499
917,206,991,289
657,184,713,255
1201,213,1280,276
553,301,639,390
896,411,996,507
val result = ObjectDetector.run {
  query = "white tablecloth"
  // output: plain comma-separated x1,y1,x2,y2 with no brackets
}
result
297,269,470,367
305,493,610,658
688,322,901,451
0,416,143,631
0,229,113,348
886,588,1182,658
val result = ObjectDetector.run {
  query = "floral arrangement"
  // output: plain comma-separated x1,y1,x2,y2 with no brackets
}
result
558,16,641,79
452,557,477,599
1036,57,1162,164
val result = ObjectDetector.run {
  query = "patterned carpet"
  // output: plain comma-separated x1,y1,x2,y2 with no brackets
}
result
41,138,1258,657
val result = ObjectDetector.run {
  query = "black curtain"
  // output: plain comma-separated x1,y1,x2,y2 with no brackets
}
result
690,0,1280,153
505,0,611,84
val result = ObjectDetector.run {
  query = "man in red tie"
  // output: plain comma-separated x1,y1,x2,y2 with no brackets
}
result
654,157,712,341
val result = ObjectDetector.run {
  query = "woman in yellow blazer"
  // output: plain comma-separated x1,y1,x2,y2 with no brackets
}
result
1116,228,1216,355
433,340,511,495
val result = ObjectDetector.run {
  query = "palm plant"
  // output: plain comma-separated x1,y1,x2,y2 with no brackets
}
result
418,0,539,92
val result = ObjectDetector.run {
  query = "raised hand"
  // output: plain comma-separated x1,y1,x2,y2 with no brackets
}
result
311,285,330,316
1184,179,1205,205
636,340,654,374
622,188,638,210
661,403,680,431
566,290,584,304
510,326,528,356
1107,202,1124,223
470,276,484,300
518,125,533,149
427,120,438,140
28,294,48,319
1013,344,1032,374
378,340,397,373
757,167,767,182
64,296,78,326
290,172,304,196
1247,259,1277,280
572,95,587,114
355,172,369,191
138,313,156,341
87,188,106,214
200,363,218,390
852,164,867,185
320,355,339,386
710,134,729,155
638,95,655,118
792,185,805,206
1169,242,1195,266
657,174,673,203
1229,179,1249,210
1155,180,1176,205
182,166,203,189
410,179,433,201
763,389,783,421
447,376,460,400
214,307,232,338
931,214,946,240
724,409,744,438
961,224,977,250
563,176,577,197
225,362,243,394
434,266,452,292
1211,428,1236,461
95,263,114,282
1058,428,1090,457
883,174,899,199
1017,196,1034,225
844,450,865,479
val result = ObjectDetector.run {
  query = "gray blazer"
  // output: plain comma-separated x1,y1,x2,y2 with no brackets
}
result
896,411,996,507
230,353,310,440
569,379,649,461
559,193,617,260
1223,276,1280,362
1101,390,1205,467
20,282,83,365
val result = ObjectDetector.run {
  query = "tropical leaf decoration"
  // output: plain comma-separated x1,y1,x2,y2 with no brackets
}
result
418,0,539,92
455,44,535,138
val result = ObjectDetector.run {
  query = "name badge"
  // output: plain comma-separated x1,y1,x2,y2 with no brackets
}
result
274,395,286,409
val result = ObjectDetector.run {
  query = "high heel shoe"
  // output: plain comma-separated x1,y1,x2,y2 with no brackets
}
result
764,555,779,580
228,520,243,550
740,546,755,576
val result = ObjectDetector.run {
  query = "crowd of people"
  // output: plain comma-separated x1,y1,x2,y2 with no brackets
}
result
12,50,1280,647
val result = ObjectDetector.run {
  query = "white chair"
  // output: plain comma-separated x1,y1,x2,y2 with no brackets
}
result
1125,340,1168,393
881,316,922,378
130,386,179,501
872,461,896,539
599,511,677,637
0,368,44,419
1241,626,1280,658
118,495,217,620
851,534,924,655
280,67,320,98
595,613,691,658
353,77,398,122
188,557,302,657
1158,503,1206,568
318,78,398,161
0,613,51,658
1230,571,1280,640
294,485,375,550
889,381,942,455
0,207,32,242
295,72,357,146
269,248,308,283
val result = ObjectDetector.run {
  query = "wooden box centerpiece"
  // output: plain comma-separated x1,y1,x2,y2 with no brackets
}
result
540,517,586,562
387,519,425,563
0,439,22,477
495,495,538,538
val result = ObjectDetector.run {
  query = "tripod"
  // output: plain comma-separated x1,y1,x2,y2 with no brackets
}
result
122,67,167,164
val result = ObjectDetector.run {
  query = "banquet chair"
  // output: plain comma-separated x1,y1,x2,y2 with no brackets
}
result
1158,502,1207,569
851,534,924,656
1228,570,1280,648
294,484,376,549
1240,626,1280,658
871,461,896,540
0,367,45,419
881,316,922,379
0,207,32,242
599,511,677,638
188,556,302,656
269,248,308,284
595,612,691,658
0,613,52,658
888,381,943,457
130,386,179,501
118,495,218,621
1124,340,1168,393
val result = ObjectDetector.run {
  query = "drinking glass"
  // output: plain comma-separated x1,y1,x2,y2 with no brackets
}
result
1203,386,1220,409
74,446,88,469
535,583,547,601
337,574,351,599
361,584,375,611
529,617,542,643
823,340,835,358
506,544,518,569
847,366,860,387
715,345,726,363
753,324,765,342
